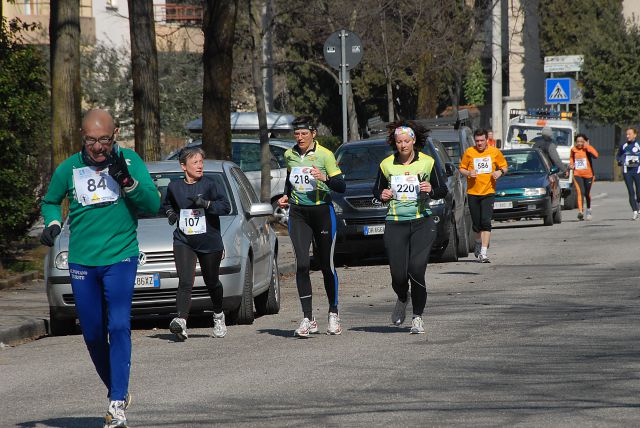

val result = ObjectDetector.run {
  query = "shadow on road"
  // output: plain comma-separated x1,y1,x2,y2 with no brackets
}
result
349,325,409,334
18,417,101,428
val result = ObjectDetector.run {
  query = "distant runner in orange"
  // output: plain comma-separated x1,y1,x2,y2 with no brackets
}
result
569,133,598,221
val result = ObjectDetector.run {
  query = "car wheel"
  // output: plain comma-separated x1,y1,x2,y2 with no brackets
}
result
543,199,554,226
49,306,77,336
235,259,255,325
553,203,562,224
439,215,459,262
254,254,280,316
562,187,577,210
455,211,470,257
271,200,289,225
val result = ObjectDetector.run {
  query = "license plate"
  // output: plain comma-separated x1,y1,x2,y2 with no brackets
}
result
364,225,385,235
494,201,513,209
135,273,160,288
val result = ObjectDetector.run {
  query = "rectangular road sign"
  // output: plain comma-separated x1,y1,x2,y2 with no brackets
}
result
544,55,584,73
545,78,571,104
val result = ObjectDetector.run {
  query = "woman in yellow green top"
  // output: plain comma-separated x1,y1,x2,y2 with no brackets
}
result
372,120,448,334
459,128,508,263
277,116,346,337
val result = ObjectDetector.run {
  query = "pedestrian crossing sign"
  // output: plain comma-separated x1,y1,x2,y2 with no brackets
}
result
545,78,571,103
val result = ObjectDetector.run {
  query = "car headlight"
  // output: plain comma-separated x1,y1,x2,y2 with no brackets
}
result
523,187,546,196
54,251,69,270
429,198,445,206
332,201,343,214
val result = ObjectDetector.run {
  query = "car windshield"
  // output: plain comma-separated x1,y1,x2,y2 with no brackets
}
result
506,126,572,147
140,172,234,218
504,152,546,174
336,142,438,181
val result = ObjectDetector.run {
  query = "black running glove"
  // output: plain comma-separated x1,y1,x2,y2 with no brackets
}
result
108,152,134,188
166,209,178,225
40,224,61,247
188,195,211,209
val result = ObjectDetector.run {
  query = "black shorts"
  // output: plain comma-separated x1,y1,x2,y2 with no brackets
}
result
468,194,495,232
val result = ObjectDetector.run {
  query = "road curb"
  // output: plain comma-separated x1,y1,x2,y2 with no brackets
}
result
0,318,48,347
0,271,39,291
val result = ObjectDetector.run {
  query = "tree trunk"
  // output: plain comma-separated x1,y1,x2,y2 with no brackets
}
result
50,0,81,168
346,83,360,140
202,0,238,161
128,0,161,161
386,75,395,122
416,53,438,119
261,0,274,112
248,0,271,202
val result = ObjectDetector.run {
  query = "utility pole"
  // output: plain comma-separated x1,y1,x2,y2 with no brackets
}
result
491,0,503,141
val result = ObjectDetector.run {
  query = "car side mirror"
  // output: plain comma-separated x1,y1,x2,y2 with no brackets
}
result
444,162,455,177
549,166,559,175
248,202,274,217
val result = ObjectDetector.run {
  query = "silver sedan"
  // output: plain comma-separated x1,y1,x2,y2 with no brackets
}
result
44,160,281,335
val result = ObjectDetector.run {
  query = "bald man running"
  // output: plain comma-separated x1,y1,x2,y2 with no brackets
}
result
40,109,160,428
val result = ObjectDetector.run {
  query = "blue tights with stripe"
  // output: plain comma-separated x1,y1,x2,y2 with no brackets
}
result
288,203,339,318
69,257,137,401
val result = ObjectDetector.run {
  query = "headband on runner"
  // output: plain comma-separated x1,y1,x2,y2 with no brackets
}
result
293,122,316,132
394,126,415,141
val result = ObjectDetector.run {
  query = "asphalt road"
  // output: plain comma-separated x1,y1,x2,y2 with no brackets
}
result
1,182,639,427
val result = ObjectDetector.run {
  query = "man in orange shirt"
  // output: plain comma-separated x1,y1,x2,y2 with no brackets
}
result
459,129,508,263
570,133,598,221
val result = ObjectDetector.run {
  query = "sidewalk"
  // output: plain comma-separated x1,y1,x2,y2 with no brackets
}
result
0,233,296,347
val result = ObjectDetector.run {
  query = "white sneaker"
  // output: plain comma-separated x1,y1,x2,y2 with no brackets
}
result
410,316,425,334
478,254,491,263
633,211,638,220
585,209,592,221
212,312,227,338
107,393,131,411
391,297,409,325
327,312,342,335
104,400,127,428
169,317,188,341
294,317,318,337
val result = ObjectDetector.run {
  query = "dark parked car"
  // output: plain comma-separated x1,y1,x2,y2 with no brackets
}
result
429,126,475,165
492,149,562,226
330,137,472,262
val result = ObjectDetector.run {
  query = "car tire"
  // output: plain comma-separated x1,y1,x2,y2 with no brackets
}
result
543,200,554,226
254,254,280,316
553,203,562,224
439,215,459,262
49,306,76,336
234,259,255,325
455,211,470,257
562,187,577,210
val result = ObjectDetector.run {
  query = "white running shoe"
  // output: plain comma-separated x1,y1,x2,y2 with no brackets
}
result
169,317,188,341
294,317,318,337
327,312,342,335
212,312,227,338
478,254,491,263
104,400,127,428
473,241,482,258
410,316,426,334
585,209,592,221
391,297,409,326
633,211,638,220
108,393,131,411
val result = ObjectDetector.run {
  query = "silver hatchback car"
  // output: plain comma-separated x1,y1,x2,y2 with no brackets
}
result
45,160,281,335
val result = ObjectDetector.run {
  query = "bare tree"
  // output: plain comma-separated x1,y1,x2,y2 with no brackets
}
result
50,0,81,168
202,0,239,160
247,0,271,202
128,0,161,161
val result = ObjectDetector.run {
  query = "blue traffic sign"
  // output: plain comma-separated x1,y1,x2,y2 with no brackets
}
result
545,78,571,103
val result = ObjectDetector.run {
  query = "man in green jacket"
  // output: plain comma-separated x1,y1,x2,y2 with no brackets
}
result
40,109,160,428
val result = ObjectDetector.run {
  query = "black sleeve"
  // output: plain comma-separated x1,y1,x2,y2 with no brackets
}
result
428,164,448,200
207,180,231,215
161,183,176,215
372,167,388,200
325,174,346,193
284,170,292,197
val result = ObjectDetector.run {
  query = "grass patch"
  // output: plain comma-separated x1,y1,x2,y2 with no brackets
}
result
0,237,47,279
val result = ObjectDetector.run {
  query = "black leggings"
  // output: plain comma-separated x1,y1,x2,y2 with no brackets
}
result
468,194,495,233
173,244,223,318
288,203,338,319
383,216,437,317
573,176,593,211
622,172,640,211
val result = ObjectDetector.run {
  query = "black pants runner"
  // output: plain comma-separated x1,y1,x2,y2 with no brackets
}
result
173,243,223,318
573,176,594,211
383,216,437,317
288,203,338,319
468,194,495,232
622,172,640,211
